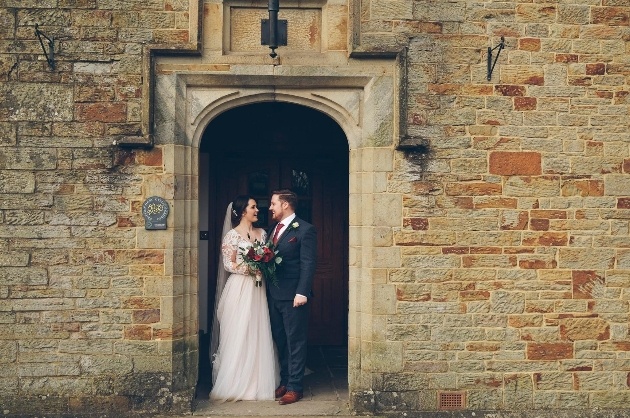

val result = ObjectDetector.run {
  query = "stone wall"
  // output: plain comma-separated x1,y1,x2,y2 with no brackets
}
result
355,0,630,414
0,0,199,416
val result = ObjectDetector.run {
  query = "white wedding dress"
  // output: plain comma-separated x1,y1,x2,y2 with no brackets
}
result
210,229,279,401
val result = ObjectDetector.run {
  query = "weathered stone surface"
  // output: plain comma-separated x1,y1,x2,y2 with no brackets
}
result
79,355,133,375
0,84,73,121
489,152,541,176
559,248,615,269
0,148,56,170
560,318,610,341
527,343,574,360
491,291,525,314
0,267,47,285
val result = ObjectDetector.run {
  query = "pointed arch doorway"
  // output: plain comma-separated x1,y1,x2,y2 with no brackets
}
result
198,101,349,396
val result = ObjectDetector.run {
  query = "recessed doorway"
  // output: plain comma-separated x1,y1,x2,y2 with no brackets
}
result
197,101,349,402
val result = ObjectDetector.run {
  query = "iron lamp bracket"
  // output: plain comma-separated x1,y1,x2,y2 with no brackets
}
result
35,24,55,70
487,36,505,81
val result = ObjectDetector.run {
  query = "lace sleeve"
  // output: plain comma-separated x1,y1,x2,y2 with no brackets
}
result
221,230,249,275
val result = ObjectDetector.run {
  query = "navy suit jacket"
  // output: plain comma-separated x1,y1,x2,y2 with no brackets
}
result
267,217,317,301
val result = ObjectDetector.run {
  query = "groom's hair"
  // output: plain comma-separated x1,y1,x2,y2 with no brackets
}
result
272,189,297,210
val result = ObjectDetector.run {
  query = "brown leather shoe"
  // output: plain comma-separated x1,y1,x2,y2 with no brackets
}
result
279,390,303,405
274,385,287,399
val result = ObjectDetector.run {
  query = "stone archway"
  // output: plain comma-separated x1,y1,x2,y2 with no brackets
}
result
152,72,401,410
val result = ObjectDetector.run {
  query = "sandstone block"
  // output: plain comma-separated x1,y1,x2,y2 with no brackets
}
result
0,251,29,267
504,373,533,408
371,0,412,20
501,66,545,85
0,148,56,170
20,376,93,396
463,255,517,268
432,327,486,342
572,270,605,299
430,217,498,231
507,314,543,328
371,341,403,373
413,2,465,21
0,84,73,121
559,248,614,269
505,176,560,197
489,152,541,176
522,232,567,246
605,174,630,195
575,371,614,391
79,355,133,375
372,284,396,315
0,377,18,396
0,340,17,363
396,284,431,302
76,102,127,123
586,299,627,313
124,325,152,340
0,171,35,193
533,372,573,390
561,179,604,197
591,6,629,26
445,182,502,196
560,317,610,341
387,324,430,341
519,38,540,52
372,194,401,227
527,342,573,360
402,254,460,269
516,4,556,23
514,97,537,110
491,291,525,314
558,5,590,24
458,373,503,389
466,389,502,409
0,267,47,286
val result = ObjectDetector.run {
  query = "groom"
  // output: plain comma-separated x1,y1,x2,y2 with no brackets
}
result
267,189,317,405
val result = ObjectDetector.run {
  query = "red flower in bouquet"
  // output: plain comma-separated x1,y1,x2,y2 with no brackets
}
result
239,240,282,287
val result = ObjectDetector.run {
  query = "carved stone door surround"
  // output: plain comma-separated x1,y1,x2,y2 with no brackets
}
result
152,71,401,399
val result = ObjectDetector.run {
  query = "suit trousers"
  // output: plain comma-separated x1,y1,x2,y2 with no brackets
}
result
268,297,310,393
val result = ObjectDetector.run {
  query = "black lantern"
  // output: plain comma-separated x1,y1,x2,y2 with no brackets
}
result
261,0,287,58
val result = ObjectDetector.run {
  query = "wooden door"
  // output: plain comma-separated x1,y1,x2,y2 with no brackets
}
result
204,102,349,346
209,155,348,345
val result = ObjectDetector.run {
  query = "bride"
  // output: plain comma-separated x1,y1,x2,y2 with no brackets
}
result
209,195,279,401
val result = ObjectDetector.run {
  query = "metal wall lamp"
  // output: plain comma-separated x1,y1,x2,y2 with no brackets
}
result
35,24,55,70
261,0,287,58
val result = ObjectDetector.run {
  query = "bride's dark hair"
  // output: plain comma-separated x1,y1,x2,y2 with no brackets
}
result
231,195,255,226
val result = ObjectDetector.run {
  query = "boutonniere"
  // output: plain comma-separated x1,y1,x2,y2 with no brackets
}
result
291,221,299,229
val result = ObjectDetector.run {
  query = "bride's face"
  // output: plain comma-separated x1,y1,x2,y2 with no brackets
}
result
242,199,259,223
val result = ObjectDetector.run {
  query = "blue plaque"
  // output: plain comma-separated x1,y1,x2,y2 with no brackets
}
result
142,196,169,230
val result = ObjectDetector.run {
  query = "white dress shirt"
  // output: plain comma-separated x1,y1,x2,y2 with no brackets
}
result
274,213,296,241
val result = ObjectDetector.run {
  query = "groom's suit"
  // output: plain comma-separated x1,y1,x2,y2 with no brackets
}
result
267,216,317,394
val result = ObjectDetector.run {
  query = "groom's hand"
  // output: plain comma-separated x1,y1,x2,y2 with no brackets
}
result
293,294,307,307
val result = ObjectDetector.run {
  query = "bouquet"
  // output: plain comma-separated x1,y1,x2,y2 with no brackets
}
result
239,240,282,287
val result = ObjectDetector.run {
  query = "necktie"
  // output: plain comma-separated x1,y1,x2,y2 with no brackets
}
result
272,223,284,245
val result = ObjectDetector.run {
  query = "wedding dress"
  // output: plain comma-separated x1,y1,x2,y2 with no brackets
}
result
209,228,279,401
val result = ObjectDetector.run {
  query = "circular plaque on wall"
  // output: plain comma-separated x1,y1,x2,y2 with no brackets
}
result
142,196,169,230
